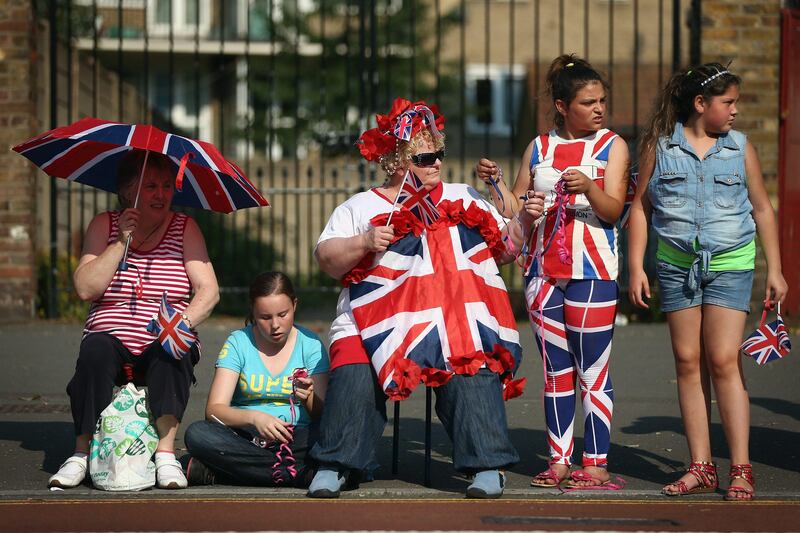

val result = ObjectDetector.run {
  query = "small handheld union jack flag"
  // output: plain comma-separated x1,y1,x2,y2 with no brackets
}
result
741,302,791,365
395,172,441,226
147,291,197,360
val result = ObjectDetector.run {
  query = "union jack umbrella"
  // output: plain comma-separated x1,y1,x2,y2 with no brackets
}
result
741,302,791,365
11,117,269,214
147,291,197,360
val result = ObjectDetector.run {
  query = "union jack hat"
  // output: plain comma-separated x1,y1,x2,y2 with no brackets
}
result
357,97,445,162
741,302,791,366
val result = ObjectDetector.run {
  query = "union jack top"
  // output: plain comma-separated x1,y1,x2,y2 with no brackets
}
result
83,211,193,355
527,129,621,281
318,183,506,347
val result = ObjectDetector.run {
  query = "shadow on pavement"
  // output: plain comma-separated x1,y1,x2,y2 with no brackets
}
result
620,415,800,473
370,420,687,487
750,396,800,422
0,421,74,474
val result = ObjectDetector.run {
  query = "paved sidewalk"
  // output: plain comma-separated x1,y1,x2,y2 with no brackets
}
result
0,316,798,500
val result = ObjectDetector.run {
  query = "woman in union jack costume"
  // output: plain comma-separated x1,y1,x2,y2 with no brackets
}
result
306,98,543,499
477,55,630,489
48,151,220,491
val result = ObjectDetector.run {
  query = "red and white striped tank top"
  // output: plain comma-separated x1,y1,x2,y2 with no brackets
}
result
83,211,193,355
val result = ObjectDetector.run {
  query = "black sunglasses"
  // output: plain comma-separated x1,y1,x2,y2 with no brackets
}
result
410,149,445,167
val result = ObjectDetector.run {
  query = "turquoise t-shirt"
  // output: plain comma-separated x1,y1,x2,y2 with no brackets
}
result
215,325,330,427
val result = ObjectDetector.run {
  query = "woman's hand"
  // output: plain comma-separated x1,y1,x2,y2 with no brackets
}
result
560,169,594,194
363,225,395,253
117,208,140,244
292,377,314,405
628,269,651,309
518,191,546,225
476,158,501,184
765,270,788,308
250,412,293,444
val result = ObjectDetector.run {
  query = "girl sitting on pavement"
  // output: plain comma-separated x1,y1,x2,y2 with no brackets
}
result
182,271,330,487
627,63,788,501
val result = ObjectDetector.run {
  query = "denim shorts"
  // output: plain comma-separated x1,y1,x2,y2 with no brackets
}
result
656,261,753,313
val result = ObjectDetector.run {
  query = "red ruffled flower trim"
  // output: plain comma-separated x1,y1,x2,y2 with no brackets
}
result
449,351,486,376
502,376,527,401
385,345,524,401
420,367,454,387
387,357,423,401
358,128,397,162
485,344,517,374
341,200,504,287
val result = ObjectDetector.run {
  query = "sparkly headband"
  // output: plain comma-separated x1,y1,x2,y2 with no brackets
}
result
699,69,730,87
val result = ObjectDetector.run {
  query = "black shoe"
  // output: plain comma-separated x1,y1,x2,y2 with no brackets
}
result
182,456,216,486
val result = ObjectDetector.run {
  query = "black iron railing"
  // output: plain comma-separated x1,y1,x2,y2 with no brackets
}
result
35,0,698,317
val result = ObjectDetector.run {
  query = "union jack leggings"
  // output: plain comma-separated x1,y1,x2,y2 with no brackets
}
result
526,277,618,468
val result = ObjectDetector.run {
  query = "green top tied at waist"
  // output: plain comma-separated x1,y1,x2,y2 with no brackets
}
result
657,238,755,272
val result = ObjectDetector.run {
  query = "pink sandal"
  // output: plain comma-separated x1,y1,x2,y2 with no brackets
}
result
530,463,570,488
564,469,626,491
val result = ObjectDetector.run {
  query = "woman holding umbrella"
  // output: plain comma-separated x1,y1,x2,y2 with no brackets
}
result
48,150,220,490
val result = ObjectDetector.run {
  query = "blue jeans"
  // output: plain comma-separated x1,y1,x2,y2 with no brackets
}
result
656,261,754,313
309,363,519,474
184,420,317,487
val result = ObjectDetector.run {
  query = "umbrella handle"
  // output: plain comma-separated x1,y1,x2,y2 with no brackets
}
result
119,234,132,271
120,147,150,272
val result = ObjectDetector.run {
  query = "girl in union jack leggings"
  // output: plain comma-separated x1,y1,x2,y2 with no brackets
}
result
477,55,630,488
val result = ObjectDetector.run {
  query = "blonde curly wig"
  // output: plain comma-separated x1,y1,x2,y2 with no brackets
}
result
378,130,446,177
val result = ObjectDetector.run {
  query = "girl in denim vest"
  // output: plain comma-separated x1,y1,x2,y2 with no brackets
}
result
628,63,788,501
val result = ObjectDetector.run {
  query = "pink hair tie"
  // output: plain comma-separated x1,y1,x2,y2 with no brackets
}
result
553,179,573,266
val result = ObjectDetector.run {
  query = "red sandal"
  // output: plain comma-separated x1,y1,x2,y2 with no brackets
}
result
662,461,718,496
724,464,755,501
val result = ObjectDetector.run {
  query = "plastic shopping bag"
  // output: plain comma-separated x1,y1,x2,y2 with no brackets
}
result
89,383,158,491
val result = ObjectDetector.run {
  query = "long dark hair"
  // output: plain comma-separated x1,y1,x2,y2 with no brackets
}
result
245,271,297,325
545,54,609,128
639,62,741,157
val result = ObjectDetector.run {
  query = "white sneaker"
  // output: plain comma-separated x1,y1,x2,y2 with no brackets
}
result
48,455,87,488
155,455,188,489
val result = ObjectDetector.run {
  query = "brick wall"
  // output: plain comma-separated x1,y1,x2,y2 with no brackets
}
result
0,0,37,321
702,1,783,308
702,0,782,182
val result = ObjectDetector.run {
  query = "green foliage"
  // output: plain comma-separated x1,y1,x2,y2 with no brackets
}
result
240,0,463,158
36,252,89,320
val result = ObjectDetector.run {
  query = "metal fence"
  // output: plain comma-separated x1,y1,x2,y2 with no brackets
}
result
35,0,700,317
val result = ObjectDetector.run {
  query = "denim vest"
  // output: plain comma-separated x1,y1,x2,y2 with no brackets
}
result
648,122,755,287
